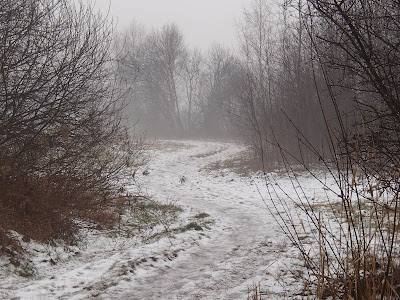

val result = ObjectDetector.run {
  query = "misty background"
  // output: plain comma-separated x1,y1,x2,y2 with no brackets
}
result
92,0,250,51
89,0,328,171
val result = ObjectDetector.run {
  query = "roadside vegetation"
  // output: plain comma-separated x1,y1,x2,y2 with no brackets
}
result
0,0,144,262
239,1,400,299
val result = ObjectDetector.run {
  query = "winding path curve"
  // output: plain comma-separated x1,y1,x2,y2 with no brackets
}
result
105,140,296,300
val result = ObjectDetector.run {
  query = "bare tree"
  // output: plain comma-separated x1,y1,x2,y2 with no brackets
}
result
203,44,237,137
114,21,148,130
235,0,276,162
142,23,187,136
230,0,329,167
259,0,400,298
0,0,142,251
182,49,204,132
303,1,400,297
116,22,243,138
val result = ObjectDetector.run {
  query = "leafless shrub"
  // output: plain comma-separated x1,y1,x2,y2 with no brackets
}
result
261,0,400,299
231,0,328,169
0,0,143,257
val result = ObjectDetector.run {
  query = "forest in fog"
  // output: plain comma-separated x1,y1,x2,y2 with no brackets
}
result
114,0,399,174
113,0,353,167
1,0,400,298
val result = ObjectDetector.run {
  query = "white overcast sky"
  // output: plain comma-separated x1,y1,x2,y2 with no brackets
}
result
91,0,252,51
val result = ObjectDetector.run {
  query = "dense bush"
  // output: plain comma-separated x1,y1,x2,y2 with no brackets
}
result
0,0,142,256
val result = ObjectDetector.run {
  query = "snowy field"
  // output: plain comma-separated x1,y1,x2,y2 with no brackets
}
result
0,140,338,299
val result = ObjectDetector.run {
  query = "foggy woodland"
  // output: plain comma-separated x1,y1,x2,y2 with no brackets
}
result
1,0,400,298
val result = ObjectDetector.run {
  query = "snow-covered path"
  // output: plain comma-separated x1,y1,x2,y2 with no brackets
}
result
104,140,298,299
1,140,311,300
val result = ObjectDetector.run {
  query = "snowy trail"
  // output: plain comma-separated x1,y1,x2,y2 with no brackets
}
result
1,140,311,300
103,140,297,299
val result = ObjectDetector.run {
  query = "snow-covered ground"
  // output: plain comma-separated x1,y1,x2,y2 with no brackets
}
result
0,140,337,299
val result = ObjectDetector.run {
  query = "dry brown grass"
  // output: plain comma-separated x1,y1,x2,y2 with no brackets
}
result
203,149,264,177
294,180,400,299
247,283,264,300
0,172,126,261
